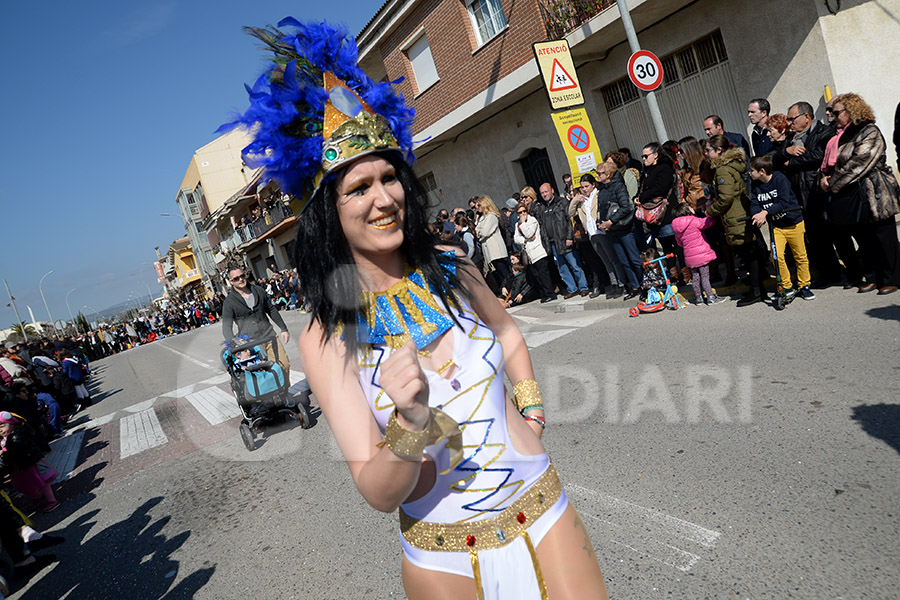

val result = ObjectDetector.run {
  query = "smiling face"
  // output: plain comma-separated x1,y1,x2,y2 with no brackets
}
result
335,155,406,262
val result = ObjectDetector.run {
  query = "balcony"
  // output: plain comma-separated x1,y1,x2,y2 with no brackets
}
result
538,0,617,39
231,203,296,248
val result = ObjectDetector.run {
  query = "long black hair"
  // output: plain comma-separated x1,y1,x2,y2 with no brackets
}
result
291,151,470,351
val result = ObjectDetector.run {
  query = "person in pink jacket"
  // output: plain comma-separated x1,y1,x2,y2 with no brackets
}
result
671,203,727,305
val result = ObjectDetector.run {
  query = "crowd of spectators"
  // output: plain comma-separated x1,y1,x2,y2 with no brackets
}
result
429,92,900,309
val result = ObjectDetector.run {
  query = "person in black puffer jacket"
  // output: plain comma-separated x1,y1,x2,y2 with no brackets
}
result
597,162,641,297
637,142,682,277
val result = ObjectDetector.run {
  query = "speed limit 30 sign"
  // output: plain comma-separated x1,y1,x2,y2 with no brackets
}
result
627,50,663,91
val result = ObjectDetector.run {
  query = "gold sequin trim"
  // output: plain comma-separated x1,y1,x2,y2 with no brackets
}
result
399,465,562,552
512,379,541,413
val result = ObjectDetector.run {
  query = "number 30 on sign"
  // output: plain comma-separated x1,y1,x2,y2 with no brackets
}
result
627,50,663,92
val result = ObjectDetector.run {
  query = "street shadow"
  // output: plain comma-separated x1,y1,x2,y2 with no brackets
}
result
88,387,122,404
75,428,108,463
851,403,900,455
865,305,900,323
17,497,215,599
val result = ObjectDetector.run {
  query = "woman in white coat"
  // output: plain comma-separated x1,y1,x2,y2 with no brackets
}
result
513,202,557,303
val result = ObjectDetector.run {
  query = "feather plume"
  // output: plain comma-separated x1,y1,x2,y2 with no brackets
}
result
218,19,416,203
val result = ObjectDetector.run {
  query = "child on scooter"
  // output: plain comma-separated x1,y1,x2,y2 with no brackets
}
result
749,155,813,301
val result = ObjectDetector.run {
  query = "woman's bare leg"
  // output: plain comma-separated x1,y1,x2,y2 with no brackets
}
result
537,503,609,600
402,554,477,600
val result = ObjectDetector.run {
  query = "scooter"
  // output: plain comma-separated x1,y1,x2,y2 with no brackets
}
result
739,207,804,311
629,253,683,317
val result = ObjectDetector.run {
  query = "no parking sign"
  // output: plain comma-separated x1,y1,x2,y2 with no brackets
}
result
552,108,600,177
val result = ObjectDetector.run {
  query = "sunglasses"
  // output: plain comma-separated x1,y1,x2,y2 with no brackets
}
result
786,114,807,123
231,275,246,282
826,108,845,116
516,210,527,215
642,153,655,158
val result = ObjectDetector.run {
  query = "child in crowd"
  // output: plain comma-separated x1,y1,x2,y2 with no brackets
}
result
671,202,727,305
0,411,59,512
499,253,536,308
749,154,813,301
233,348,261,370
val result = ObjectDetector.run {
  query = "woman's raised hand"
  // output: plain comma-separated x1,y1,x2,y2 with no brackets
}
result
379,341,430,430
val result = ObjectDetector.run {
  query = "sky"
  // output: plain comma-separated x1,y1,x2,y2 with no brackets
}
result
0,0,379,330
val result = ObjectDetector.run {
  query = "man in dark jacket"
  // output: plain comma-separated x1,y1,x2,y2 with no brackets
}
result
221,265,292,384
704,115,751,158
538,183,589,297
781,101,854,286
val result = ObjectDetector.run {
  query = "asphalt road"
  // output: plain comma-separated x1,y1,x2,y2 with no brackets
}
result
13,287,900,599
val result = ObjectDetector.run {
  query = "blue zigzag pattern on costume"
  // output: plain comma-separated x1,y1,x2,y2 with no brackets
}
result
453,308,499,375
453,417,515,513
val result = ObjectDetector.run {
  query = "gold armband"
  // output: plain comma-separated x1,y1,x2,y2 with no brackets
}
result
512,379,542,413
379,408,463,472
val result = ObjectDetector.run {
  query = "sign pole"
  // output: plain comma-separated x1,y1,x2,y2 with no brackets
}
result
617,0,668,142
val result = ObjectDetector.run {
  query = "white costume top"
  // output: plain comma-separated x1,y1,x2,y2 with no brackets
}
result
357,300,567,586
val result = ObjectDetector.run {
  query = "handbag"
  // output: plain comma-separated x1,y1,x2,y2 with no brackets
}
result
826,177,871,225
635,197,668,225
516,223,532,266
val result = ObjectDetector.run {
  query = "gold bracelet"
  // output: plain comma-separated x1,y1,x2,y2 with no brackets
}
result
512,379,541,413
379,408,464,471
381,409,434,460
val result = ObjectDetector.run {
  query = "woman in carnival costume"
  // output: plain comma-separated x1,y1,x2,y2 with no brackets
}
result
220,19,609,599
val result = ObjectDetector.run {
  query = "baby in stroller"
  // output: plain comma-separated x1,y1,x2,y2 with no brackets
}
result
223,335,311,451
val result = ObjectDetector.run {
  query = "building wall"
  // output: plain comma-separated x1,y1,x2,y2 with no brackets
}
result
405,0,900,209
186,128,255,214
816,0,900,168
379,0,546,133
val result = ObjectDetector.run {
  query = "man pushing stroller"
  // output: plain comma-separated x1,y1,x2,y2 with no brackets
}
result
221,264,292,386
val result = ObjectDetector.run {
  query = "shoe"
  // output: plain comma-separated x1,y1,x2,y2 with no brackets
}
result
878,286,898,295
799,286,816,300
540,297,554,304
706,295,727,305
783,288,797,301
580,289,590,297
589,288,602,299
858,283,877,293
623,290,639,301
736,293,763,307
606,286,623,299
42,500,60,513
843,281,856,290
564,291,578,299
690,299,704,306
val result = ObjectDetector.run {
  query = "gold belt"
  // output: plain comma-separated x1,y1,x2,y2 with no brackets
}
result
399,464,563,600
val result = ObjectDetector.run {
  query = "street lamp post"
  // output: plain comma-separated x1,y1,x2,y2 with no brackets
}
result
39,269,57,333
65,288,77,333
3,279,28,342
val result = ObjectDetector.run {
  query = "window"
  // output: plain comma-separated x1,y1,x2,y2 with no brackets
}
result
406,32,439,93
418,172,437,193
467,0,507,46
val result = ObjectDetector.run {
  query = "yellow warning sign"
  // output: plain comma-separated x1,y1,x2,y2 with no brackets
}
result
533,40,584,110
551,107,601,178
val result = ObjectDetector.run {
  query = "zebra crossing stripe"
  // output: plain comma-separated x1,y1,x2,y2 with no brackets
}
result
120,409,169,459
185,386,243,425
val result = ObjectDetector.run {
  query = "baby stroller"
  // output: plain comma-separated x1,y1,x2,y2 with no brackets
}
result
222,335,311,451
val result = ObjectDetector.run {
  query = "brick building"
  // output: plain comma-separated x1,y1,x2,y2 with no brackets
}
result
357,0,900,209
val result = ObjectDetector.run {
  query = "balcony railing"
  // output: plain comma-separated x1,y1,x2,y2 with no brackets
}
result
230,203,295,247
538,0,617,40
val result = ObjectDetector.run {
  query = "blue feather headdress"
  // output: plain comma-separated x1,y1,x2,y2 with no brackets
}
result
218,19,416,213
